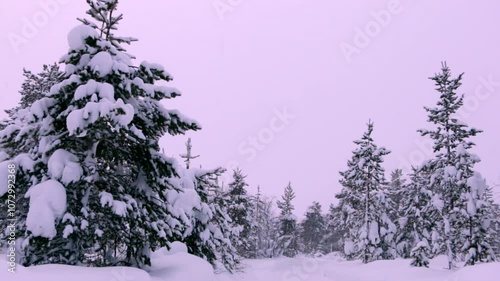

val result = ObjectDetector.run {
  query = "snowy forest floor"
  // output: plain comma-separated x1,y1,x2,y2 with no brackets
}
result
220,255,500,281
2,249,499,281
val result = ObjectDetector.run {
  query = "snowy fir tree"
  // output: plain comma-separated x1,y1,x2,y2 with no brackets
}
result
277,182,299,257
418,63,495,268
248,186,280,258
225,168,252,258
386,169,406,224
172,140,240,271
174,167,240,272
485,187,500,257
300,201,325,254
396,165,438,267
247,186,263,258
259,197,280,258
0,0,201,268
321,203,345,253
462,173,498,265
5,64,63,118
335,121,396,263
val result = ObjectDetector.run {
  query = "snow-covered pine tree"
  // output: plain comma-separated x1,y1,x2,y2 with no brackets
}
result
418,62,494,268
336,121,396,263
277,182,299,257
175,167,240,272
247,186,263,258
300,201,325,255
174,139,240,271
462,173,497,265
0,64,63,156
210,183,242,272
396,164,438,266
386,169,406,224
321,203,344,254
248,186,280,258
0,0,200,268
5,64,63,118
486,187,500,257
226,168,252,258
260,197,280,258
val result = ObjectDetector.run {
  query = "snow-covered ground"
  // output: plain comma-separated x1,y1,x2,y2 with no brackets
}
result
1,248,498,281
220,254,500,281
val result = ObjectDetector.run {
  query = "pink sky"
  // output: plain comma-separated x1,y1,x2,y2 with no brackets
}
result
1,0,499,215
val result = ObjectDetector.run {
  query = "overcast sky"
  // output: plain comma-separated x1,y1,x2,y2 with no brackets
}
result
1,0,499,215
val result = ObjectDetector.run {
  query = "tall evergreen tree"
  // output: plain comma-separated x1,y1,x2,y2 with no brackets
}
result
300,201,325,254
462,173,498,265
6,64,63,117
396,165,439,267
226,168,252,257
176,167,240,272
172,141,240,271
260,197,280,258
487,187,500,257
418,63,495,268
1,64,62,132
386,169,405,223
336,121,396,263
0,0,199,268
248,186,263,258
277,182,299,257
248,186,279,258
321,203,344,254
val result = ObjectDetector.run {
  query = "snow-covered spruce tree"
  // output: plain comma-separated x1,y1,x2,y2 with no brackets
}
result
174,167,240,272
386,169,405,224
261,197,280,258
248,186,263,258
300,201,325,254
336,121,396,263
248,186,280,258
5,64,63,117
0,0,200,267
226,168,252,258
486,187,500,257
418,62,495,268
209,180,242,272
321,203,345,254
462,173,497,265
396,165,439,267
173,140,239,272
277,182,299,257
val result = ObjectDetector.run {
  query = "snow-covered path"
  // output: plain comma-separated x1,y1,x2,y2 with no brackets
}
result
2,252,499,281
216,255,497,281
